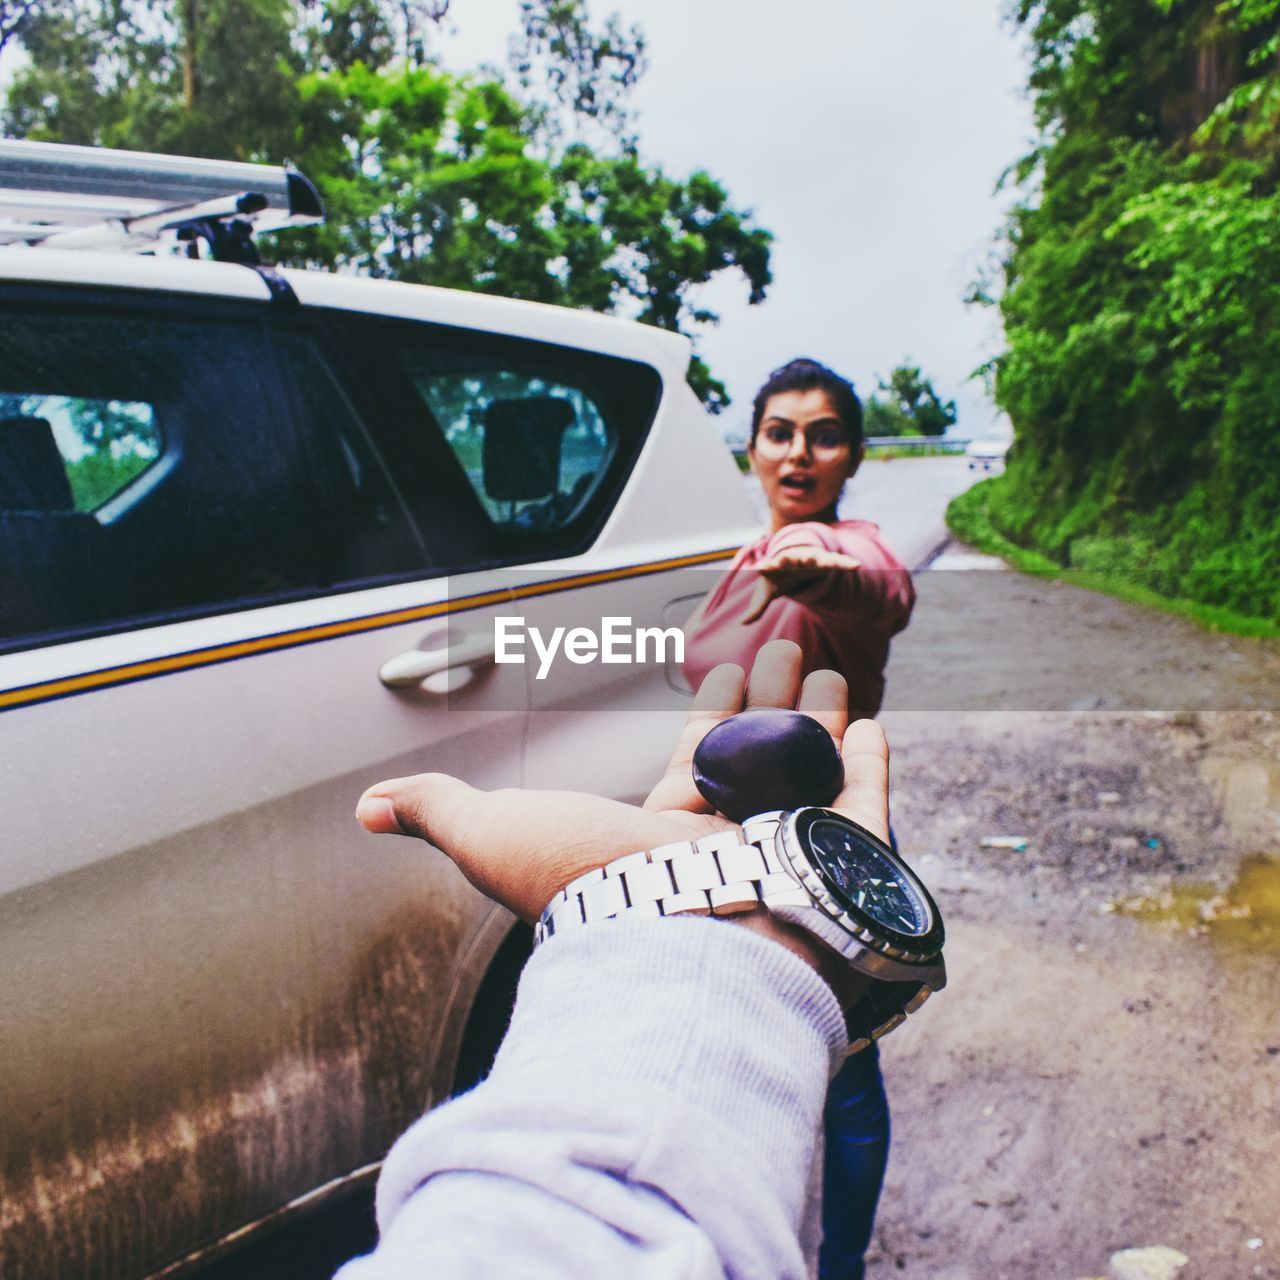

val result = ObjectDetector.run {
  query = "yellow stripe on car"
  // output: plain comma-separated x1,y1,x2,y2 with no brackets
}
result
0,547,736,712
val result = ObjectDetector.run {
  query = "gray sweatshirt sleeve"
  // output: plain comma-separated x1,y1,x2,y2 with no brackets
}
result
335,915,848,1280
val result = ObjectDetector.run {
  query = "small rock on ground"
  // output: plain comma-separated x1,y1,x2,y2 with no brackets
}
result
1109,1245,1190,1280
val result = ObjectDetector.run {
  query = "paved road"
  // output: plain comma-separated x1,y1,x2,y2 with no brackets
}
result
744,455,990,569
873,616,1279,1280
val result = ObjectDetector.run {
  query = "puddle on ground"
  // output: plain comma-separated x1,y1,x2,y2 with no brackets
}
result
1108,855,1280,950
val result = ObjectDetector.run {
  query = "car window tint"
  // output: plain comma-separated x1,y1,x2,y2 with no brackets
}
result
386,326,662,564
0,393,161,513
0,303,430,653
273,331,433,588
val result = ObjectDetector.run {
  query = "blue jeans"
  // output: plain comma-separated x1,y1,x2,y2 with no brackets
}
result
819,821,897,1280
819,1042,889,1280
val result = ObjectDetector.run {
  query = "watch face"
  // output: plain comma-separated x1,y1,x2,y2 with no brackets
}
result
805,815,935,942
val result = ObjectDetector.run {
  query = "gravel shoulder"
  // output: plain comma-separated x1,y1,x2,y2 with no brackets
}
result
867,546,1280,1280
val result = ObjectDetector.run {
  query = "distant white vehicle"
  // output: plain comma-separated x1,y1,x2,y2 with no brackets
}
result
965,438,1012,470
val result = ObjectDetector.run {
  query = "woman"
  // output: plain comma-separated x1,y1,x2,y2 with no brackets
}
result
683,357,915,1280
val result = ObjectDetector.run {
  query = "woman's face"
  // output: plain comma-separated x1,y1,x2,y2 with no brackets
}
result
749,388,862,529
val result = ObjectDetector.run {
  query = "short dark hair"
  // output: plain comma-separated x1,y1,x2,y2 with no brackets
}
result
749,358,863,448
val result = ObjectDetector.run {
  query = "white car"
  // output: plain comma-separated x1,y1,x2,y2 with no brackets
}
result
964,437,1012,470
0,142,755,1280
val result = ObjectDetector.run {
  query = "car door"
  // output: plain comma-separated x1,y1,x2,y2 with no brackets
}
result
0,286,529,1280
330,307,756,809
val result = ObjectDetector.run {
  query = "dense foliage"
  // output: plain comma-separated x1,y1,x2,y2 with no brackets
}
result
863,362,957,438
1,0,771,411
981,0,1280,619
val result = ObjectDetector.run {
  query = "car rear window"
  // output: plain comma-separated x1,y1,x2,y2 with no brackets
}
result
354,316,663,568
413,368,614,534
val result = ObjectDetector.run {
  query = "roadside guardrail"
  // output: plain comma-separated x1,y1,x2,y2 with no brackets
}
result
730,435,970,463
864,436,969,454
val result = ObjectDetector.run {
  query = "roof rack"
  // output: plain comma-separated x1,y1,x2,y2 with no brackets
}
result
0,139,324,262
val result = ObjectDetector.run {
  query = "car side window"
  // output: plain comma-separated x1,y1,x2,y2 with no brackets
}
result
0,299,430,653
382,323,662,565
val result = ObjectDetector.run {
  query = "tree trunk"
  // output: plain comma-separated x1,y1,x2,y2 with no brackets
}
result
1158,10,1243,145
182,0,199,110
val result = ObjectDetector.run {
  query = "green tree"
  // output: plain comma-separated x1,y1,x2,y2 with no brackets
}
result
276,63,770,409
1,0,771,411
4,0,301,159
548,145,770,409
2,0,456,153
297,0,451,73
280,65,559,290
863,363,956,437
509,0,646,149
0,0,38,56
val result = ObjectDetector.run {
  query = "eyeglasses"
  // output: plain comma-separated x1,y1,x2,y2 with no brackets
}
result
754,423,850,456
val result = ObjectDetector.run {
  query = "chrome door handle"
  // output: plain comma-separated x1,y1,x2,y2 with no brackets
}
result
379,630,496,689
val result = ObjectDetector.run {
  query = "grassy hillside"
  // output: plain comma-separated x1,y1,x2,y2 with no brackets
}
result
948,478,1280,638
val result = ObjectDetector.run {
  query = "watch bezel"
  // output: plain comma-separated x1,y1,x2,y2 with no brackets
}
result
778,808,945,963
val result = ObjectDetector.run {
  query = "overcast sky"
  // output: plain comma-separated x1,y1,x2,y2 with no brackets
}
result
437,0,1036,439
0,1,1035,437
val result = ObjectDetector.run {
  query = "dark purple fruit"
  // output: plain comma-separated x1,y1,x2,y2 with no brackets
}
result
692,707,844,822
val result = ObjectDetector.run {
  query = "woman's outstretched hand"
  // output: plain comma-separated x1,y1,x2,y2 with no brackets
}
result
355,639,889,981
740,546,862,624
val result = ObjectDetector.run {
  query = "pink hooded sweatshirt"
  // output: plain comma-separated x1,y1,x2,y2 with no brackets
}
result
682,520,915,721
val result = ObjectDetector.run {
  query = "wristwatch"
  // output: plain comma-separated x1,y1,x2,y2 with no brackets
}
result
535,808,946,1054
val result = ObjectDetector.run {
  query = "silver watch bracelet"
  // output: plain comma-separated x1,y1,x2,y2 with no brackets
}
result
534,811,932,1054
534,812,791,946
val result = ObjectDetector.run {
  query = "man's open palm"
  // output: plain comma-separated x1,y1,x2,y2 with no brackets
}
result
355,639,889,925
